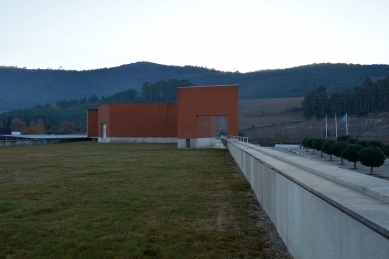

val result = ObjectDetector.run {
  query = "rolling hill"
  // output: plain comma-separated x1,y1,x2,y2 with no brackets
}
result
1,62,389,110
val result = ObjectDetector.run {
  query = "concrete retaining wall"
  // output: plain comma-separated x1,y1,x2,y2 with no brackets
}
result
228,140,389,259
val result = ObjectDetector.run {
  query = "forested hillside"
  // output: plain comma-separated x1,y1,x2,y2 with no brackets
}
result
1,62,389,110
301,77,389,118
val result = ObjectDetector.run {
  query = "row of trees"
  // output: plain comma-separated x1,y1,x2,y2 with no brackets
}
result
302,135,389,174
55,88,139,110
301,77,389,118
0,79,194,134
53,79,193,110
0,104,84,134
2,117,75,135
141,79,195,102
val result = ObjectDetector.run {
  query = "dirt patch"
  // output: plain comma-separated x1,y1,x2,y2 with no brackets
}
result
232,160,293,258
254,203,292,258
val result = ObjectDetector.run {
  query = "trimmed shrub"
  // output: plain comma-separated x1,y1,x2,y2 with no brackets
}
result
332,141,349,165
341,144,362,169
346,138,358,144
356,140,368,148
337,135,352,142
383,144,389,157
305,138,313,152
359,147,386,175
322,139,336,161
366,140,384,150
314,138,325,157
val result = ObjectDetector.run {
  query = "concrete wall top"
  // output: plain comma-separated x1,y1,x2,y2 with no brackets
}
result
258,144,389,204
228,140,389,238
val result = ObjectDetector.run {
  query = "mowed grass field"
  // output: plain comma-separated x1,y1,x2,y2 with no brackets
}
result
0,142,271,258
239,98,304,128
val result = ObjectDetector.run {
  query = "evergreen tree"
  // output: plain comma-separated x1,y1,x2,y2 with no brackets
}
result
313,138,325,157
332,141,349,165
337,134,351,142
341,144,362,169
301,76,389,117
366,140,384,150
322,139,336,161
357,140,368,148
305,138,314,153
359,147,386,175
383,144,389,157
302,138,311,152
346,137,358,144
301,86,328,119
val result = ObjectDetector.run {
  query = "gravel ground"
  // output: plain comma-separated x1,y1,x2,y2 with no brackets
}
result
254,204,293,258
243,115,389,144
278,147,389,180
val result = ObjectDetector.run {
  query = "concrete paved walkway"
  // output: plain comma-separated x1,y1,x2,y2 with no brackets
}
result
213,140,227,149
273,147,389,180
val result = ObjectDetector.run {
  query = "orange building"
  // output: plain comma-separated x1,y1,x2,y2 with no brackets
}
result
87,85,238,148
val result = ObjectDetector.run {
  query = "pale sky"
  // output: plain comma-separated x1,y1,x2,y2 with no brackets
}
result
1,0,388,73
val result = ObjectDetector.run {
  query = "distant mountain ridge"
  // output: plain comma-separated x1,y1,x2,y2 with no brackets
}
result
1,62,389,110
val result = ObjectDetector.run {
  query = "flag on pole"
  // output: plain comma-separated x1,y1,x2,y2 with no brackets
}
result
342,113,348,135
324,114,328,138
342,113,347,122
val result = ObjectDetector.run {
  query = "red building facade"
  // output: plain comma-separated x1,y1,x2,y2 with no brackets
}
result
87,85,238,148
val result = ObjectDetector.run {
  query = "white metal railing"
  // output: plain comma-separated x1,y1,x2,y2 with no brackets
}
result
228,135,248,143
239,137,248,143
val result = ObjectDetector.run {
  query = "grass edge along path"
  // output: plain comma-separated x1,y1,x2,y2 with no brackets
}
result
0,142,289,258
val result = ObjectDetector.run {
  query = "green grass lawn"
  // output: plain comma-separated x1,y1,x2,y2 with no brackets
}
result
0,142,270,258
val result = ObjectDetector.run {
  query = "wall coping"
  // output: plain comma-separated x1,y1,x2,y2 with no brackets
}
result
228,140,389,238
232,140,389,203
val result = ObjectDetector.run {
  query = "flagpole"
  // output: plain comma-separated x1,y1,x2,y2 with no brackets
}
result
346,114,348,135
335,113,337,138
325,114,328,138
